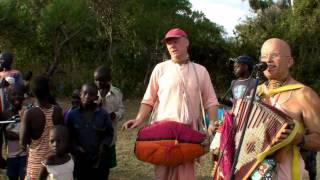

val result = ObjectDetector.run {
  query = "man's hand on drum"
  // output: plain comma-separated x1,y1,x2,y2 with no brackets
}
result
208,121,220,136
122,119,144,130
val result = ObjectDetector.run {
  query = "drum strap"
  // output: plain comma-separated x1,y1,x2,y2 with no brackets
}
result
190,63,207,131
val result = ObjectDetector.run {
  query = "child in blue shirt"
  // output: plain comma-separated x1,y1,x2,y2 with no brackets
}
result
67,82,113,180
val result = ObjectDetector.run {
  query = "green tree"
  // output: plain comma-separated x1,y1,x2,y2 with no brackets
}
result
0,0,232,97
235,0,320,91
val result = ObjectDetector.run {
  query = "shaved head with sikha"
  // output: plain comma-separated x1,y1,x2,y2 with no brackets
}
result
258,37,320,180
260,38,294,81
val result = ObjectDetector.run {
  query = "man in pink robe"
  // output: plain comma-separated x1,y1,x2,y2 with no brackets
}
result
122,28,219,180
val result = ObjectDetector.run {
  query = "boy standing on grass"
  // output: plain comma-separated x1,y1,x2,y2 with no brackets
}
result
1,83,27,180
39,125,74,180
94,66,124,169
0,51,24,168
67,83,113,180
219,55,256,106
230,55,255,100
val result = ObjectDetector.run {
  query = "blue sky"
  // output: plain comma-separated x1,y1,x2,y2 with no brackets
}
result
189,0,252,36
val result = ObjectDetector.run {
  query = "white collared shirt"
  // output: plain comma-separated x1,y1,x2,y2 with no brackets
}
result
98,84,125,145
98,85,124,121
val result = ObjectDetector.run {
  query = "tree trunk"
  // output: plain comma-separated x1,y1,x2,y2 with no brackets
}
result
46,31,60,78
143,38,161,85
46,25,85,78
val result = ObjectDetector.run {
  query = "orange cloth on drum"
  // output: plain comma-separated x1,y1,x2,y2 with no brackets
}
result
135,140,204,167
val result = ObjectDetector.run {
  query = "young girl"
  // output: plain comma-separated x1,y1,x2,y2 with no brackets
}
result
38,125,74,180
21,75,63,180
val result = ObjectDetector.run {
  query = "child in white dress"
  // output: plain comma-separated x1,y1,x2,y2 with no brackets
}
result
39,125,74,180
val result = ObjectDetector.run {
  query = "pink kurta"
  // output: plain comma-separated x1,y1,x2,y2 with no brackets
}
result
142,60,219,180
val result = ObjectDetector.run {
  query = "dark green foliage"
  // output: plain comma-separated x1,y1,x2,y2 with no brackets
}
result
0,0,230,98
235,0,320,92
2,0,319,97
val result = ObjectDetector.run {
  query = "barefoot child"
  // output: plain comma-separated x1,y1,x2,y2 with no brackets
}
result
39,125,74,180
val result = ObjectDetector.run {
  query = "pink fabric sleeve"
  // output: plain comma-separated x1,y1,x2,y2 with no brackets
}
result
141,64,160,107
200,66,219,109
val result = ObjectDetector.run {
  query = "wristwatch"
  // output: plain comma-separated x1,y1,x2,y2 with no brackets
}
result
297,134,305,148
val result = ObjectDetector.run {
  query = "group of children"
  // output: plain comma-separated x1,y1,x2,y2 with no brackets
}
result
0,51,124,180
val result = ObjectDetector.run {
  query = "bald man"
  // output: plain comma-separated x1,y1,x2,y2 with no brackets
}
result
258,38,320,179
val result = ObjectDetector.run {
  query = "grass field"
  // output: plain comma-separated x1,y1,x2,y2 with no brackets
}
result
0,98,318,180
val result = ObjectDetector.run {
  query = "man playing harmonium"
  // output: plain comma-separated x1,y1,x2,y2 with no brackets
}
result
255,38,320,179
214,38,320,180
